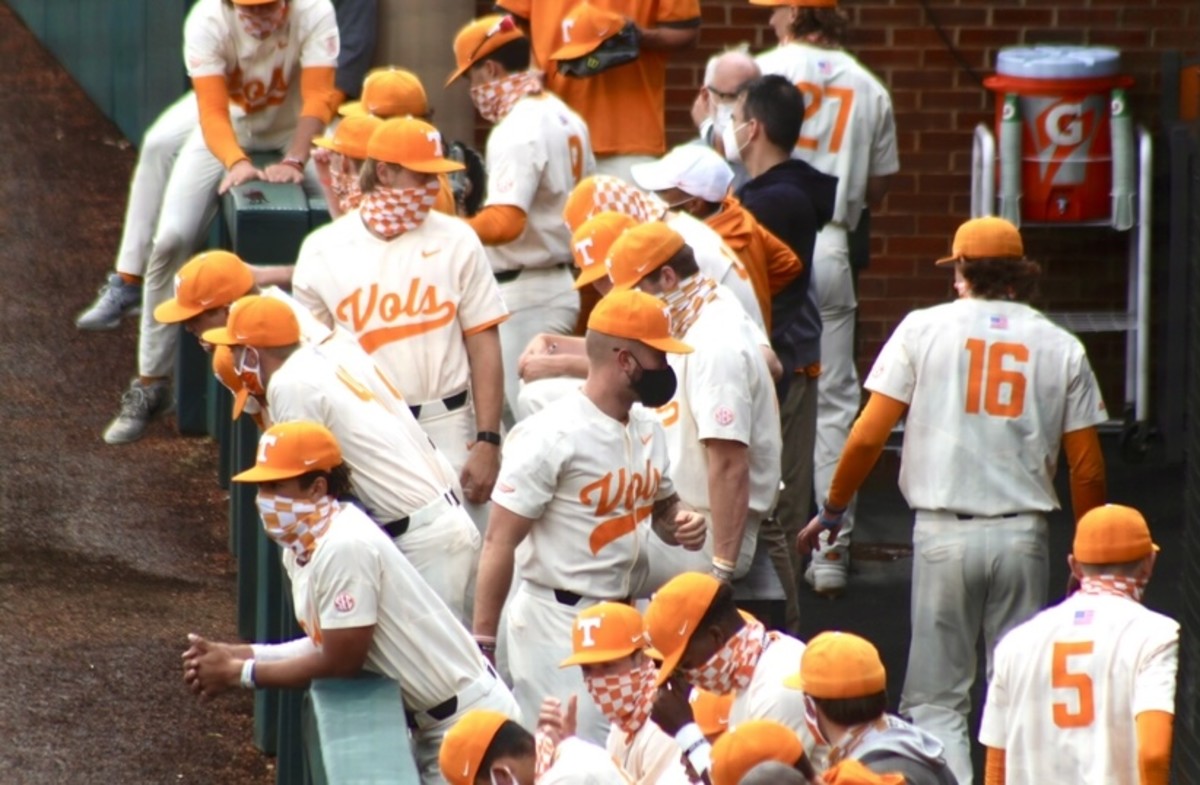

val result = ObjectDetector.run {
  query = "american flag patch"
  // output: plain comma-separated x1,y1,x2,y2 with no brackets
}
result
819,60,832,76
989,315,1008,330
1074,610,1094,625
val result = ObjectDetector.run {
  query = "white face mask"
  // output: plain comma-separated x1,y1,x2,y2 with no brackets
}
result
711,103,734,137
722,121,747,165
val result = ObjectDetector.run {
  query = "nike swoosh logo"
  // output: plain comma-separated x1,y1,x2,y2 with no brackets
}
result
303,458,319,466
421,248,439,258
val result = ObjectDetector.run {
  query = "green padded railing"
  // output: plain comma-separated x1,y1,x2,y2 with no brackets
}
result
304,676,421,785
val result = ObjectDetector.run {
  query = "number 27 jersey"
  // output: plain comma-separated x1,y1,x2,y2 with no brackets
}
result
865,298,1106,516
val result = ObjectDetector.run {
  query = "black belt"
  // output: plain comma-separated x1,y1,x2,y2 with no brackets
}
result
955,512,1020,521
381,489,461,540
404,663,498,729
494,262,571,284
551,589,631,607
408,389,468,420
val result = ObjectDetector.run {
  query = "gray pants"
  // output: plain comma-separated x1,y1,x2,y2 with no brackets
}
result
899,511,1049,785
770,373,818,629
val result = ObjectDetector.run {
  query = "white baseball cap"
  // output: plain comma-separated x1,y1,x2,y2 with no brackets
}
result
630,144,734,204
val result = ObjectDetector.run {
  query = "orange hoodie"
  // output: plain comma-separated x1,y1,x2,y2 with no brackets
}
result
705,195,803,332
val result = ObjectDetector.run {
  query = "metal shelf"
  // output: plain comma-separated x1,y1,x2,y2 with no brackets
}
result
1045,310,1137,333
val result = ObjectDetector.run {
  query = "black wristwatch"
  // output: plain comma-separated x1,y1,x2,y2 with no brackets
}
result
476,430,502,447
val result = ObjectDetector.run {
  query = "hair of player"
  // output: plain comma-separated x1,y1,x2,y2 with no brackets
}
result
739,761,809,785
959,257,1042,302
476,37,532,74
811,690,889,726
737,75,804,151
296,463,353,499
640,244,701,287
696,580,742,635
1077,557,1148,577
787,8,850,46
476,720,536,779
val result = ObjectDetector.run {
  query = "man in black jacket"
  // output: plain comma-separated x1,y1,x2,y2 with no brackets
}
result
729,74,837,624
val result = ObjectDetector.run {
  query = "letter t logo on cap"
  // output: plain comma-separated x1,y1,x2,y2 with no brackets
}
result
578,616,603,647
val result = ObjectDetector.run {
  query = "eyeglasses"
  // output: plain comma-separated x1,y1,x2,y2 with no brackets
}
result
705,85,740,102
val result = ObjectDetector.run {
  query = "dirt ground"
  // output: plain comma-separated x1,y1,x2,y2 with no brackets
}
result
0,6,273,783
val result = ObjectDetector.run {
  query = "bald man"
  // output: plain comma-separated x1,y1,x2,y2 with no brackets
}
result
693,48,761,190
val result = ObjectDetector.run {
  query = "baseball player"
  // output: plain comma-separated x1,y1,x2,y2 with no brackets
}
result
752,0,901,595
99,0,341,446
313,114,381,219
447,15,596,423
182,420,519,783
979,504,1177,785
784,632,956,784
292,117,509,534
710,720,814,785
499,0,700,182
642,572,818,780
798,217,1109,785
563,174,765,331
544,603,691,784
439,708,630,785
607,222,781,585
472,290,706,743
203,295,482,621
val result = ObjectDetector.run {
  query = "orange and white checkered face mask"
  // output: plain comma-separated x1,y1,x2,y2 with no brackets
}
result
469,70,544,124
684,618,767,696
1080,574,1148,602
584,658,656,739
591,175,668,224
330,164,363,215
237,2,289,40
359,182,440,240
661,273,718,337
256,493,337,564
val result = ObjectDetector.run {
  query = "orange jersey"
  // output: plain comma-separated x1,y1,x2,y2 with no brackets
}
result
498,0,701,157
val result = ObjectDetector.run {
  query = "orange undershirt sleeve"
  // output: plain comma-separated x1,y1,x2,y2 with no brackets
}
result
1062,426,1106,521
826,392,908,509
299,66,339,124
1137,710,1173,785
466,204,528,245
984,746,1006,785
192,75,248,169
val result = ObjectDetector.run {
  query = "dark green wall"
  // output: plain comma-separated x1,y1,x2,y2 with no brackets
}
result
6,0,193,144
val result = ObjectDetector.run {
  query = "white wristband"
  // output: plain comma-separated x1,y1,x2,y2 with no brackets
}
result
240,658,257,689
674,723,711,774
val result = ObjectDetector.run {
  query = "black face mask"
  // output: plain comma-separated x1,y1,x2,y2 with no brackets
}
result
629,354,677,408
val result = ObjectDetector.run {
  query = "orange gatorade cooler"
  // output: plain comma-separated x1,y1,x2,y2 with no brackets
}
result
984,46,1133,223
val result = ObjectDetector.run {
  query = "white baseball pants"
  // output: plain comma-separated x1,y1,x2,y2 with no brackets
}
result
390,498,480,625
410,667,521,784
497,267,579,424
899,511,1049,785
418,402,488,535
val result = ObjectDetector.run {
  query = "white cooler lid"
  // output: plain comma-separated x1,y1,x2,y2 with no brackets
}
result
995,46,1121,79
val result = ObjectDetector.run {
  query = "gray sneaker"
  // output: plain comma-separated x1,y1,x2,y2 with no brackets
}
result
103,379,171,444
76,273,142,331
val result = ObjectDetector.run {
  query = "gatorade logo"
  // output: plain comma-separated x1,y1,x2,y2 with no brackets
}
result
1032,99,1098,185
1044,103,1087,146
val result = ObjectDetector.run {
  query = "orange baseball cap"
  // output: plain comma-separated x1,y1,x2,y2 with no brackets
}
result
560,602,647,667
822,760,906,785
786,631,887,699
644,572,721,686
230,0,277,5
749,0,838,7
587,290,693,355
572,211,639,290
313,115,384,160
936,216,1024,265
154,251,255,324
549,3,626,61
438,709,510,785
447,15,526,86
202,295,300,348
710,720,805,785
606,221,687,291
232,421,343,483
1073,504,1159,564
340,68,429,118
690,690,734,738
366,117,465,174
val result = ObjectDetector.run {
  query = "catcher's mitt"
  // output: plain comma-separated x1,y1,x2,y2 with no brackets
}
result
445,140,487,217
556,20,641,79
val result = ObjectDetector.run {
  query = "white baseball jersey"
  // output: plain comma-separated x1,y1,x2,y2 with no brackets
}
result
657,296,781,518
664,212,765,330
540,737,632,785
866,298,1107,516
728,633,818,756
978,593,1179,783
292,209,510,405
485,92,596,272
283,502,493,712
608,720,692,785
184,0,339,149
756,42,899,229
267,343,460,522
491,390,675,599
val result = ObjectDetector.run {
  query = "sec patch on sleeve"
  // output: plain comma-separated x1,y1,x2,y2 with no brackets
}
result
333,592,356,613
714,405,735,427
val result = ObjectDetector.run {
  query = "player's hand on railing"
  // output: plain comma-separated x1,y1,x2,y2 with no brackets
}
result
219,159,263,195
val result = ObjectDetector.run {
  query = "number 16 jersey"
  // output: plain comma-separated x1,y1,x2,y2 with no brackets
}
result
865,297,1106,516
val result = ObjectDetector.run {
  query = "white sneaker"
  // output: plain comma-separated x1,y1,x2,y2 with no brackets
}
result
805,547,848,597
76,273,142,331
103,379,171,444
